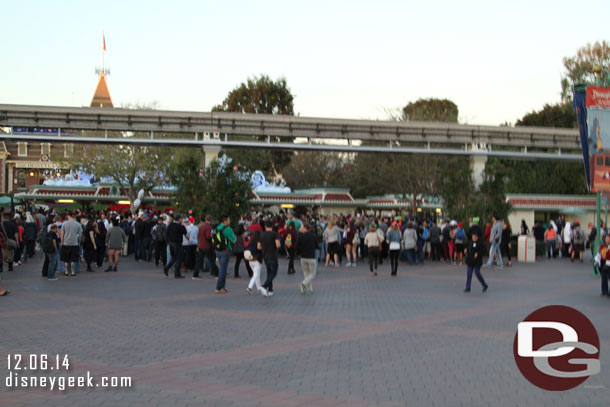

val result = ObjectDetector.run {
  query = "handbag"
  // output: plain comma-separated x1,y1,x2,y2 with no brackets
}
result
1,222,16,249
2,248,13,263
389,241,400,250
244,249,254,261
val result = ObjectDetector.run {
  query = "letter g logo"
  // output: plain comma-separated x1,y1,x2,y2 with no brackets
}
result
513,306,600,391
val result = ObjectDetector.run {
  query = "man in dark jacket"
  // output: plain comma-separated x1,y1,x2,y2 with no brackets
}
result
163,214,187,278
295,223,319,294
464,232,488,293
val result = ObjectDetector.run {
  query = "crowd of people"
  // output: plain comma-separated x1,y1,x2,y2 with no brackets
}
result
0,207,608,298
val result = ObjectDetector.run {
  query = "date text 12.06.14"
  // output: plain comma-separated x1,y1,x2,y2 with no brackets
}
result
7,354,70,371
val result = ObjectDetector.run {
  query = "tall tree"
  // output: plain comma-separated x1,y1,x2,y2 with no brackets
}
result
282,152,351,189
214,75,295,173
512,101,587,194
561,40,610,102
66,145,166,213
402,98,459,122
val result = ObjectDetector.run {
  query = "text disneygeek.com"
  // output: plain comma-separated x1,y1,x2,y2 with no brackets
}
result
5,353,132,391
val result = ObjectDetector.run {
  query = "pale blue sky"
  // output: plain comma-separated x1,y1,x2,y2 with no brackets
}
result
1,0,608,125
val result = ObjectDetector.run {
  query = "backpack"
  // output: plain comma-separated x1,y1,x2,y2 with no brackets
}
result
285,233,293,248
422,227,430,241
352,231,361,245
456,228,466,241
41,231,55,253
212,225,229,251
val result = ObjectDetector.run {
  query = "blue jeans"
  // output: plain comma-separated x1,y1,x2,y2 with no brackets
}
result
405,249,416,265
546,240,556,258
486,242,503,267
215,250,231,290
165,242,183,276
134,239,142,261
142,237,152,261
417,240,425,263
466,265,487,290
47,252,57,279
263,258,279,292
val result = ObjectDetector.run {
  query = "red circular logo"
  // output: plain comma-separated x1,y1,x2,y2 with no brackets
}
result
513,305,600,391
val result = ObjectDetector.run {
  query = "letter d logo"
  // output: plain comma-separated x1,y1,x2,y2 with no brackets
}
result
513,305,600,391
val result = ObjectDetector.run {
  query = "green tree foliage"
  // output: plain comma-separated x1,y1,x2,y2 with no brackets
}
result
402,98,459,122
213,75,294,115
204,158,251,225
476,160,512,220
562,40,610,102
165,148,207,215
166,151,251,224
433,157,476,222
66,145,166,214
516,103,576,128
349,153,438,212
511,101,587,194
213,74,296,173
282,152,351,189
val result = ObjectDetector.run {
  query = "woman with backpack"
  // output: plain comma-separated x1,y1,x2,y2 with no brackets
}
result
283,222,298,274
233,224,253,278
387,221,402,276
344,222,357,267
23,213,38,261
95,221,107,270
83,217,97,271
454,222,466,265
245,230,263,295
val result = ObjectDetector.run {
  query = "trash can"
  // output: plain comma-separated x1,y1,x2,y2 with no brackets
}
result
517,236,536,263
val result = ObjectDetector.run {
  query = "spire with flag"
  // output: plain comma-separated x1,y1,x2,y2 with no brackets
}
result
92,31,113,108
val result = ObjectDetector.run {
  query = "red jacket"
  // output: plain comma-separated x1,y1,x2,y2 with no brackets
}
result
197,223,212,250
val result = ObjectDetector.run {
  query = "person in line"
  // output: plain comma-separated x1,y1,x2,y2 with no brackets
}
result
387,221,402,276
295,222,318,294
60,211,82,277
430,220,442,261
2,213,19,272
153,216,167,267
587,222,597,257
245,230,264,295
133,214,144,262
233,224,253,279
196,214,218,278
454,222,466,265
402,222,418,266
23,213,38,261
520,219,529,236
464,231,488,293
43,224,60,281
106,218,126,272
485,215,503,269
598,233,610,297
544,225,557,259
500,219,512,267
283,222,298,274
571,221,586,263
95,221,107,270
164,214,187,279
260,220,281,297
214,215,236,294
364,225,381,276
324,220,343,267
83,217,97,271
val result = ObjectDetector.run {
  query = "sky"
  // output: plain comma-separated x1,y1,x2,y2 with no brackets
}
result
1,0,608,125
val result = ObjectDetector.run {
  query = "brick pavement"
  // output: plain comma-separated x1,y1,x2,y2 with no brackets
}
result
0,253,608,407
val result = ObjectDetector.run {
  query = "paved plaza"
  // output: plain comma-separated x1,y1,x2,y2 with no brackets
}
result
1,253,608,407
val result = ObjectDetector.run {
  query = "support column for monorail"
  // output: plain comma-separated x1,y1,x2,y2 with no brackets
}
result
470,143,488,189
